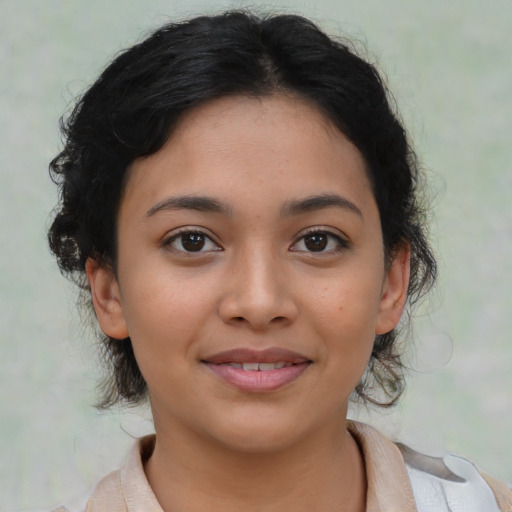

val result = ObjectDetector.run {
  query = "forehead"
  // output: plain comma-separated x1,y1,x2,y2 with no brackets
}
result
123,94,374,216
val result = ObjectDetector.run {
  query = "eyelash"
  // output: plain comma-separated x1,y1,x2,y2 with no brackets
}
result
162,227,349,255
290,228,349,254
163,228,221,254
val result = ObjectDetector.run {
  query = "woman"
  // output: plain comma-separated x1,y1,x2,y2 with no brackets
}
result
48,11,512,511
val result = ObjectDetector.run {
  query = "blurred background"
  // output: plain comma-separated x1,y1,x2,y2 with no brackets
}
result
1,0,511,509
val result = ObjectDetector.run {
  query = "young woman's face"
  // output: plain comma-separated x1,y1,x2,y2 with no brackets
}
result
89,95,408,452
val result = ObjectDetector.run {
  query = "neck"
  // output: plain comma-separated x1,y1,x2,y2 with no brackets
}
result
145,415,366,512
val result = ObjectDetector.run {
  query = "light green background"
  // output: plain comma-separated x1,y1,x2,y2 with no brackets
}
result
1,0,511,509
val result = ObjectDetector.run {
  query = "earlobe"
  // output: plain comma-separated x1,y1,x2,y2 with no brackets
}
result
85,258,129,340
375,244,411,335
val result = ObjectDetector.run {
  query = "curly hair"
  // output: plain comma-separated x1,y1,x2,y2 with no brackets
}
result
48,10,437,409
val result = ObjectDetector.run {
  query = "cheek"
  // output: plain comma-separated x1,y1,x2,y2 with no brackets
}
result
308,271,383,330
118,268,218,363
306,273,381,370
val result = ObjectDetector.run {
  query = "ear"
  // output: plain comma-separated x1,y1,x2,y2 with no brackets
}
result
86,258,129,340
375,244,411,335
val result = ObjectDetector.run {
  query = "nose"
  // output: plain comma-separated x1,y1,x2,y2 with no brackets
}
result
217,247,299,331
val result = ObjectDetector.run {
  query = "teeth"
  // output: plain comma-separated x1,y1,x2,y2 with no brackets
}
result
222,361,299,370
259,362,284,371
232,362,289,371
242,362,260,371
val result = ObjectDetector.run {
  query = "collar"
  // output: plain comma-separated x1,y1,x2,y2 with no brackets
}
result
347,420,418,511
112,421,418,511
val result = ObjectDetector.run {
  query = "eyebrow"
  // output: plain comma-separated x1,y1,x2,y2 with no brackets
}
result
146,195,232,217
145,193,362,218
281,194,363,217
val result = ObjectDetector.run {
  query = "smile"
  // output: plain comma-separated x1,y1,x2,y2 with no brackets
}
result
202,348,312,392
220,361,294,370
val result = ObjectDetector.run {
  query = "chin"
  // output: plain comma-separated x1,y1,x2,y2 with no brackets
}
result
201,407,321,455
217,426,304,455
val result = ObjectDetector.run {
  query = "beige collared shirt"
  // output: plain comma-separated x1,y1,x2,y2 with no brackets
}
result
54,421,512,512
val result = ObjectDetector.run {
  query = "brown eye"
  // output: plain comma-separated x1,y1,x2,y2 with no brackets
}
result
304,233,328,252
291,230,348,254
181,232,206,251
165,230,221,253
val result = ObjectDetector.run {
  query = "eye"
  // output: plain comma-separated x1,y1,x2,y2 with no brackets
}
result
164,230,221,253
291,230,348,253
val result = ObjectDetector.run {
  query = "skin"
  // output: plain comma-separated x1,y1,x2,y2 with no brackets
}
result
87,94,410,512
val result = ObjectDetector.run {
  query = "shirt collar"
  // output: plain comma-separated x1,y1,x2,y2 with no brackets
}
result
120,434,163,511
119,421,418,511
347,420,418,511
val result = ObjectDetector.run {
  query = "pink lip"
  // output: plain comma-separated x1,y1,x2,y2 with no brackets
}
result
202,347,310,364
202,347,311,392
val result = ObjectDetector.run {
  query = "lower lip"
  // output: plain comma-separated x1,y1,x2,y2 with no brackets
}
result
204,362,311,392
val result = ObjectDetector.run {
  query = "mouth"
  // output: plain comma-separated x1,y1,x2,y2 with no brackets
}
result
214,361,296,370
201,348,312,392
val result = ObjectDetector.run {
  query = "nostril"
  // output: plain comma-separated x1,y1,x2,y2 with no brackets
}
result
231,315,286,325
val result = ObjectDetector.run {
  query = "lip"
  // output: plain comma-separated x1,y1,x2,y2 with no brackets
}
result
202,347,310,365
202,347,312,392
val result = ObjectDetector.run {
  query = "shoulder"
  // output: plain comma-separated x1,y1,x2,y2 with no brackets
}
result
397,442,512,512
347,420,512,512
50,434,157,512
48,469,126,512
83,469,127,512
